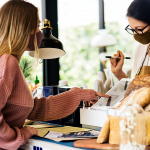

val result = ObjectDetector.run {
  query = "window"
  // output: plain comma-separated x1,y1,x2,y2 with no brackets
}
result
58,0,99,88
58,0,138,88
104,0,138,70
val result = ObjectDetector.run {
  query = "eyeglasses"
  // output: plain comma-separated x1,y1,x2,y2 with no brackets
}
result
125,24,149,35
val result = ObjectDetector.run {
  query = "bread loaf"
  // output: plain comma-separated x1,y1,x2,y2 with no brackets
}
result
108,115,120,144
124,74,150,98
97,112,150,146
144,104,150,111
145,112,150,146
97,118,110,144
117,87,150,110
97,74,150,145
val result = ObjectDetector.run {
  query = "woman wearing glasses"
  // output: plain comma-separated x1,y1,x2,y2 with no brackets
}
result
110,0,150,79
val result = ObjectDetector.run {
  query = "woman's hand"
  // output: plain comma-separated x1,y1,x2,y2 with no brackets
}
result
26,126,38,136
110,50,124,74
95,92,110,99
109,50,128,80
90,92,110,105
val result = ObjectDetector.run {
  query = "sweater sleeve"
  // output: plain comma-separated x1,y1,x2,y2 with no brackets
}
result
0,78,34,150
28,87,95,121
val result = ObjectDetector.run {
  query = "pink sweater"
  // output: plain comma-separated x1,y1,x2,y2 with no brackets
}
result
0,54,95,150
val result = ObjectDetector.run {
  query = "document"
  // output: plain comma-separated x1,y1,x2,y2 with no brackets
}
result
37,126,92,137
44,130,99,142
26,124,55,129
92,78,132,109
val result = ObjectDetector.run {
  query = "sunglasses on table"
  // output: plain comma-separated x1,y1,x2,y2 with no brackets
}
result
125,24,149,35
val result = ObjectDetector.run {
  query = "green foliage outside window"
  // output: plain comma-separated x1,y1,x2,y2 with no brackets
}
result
19,54,34,78
20,22,137,89
20,53,43,86
59,22,137,88
59,23,100,88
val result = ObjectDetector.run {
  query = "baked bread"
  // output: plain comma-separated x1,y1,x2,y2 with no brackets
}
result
144,104,150,111
117,87,150,110
96,74,150,145
99,113,150,146
108,115,120,144
97,118,110,143
145,112,150,145
124,74,150,98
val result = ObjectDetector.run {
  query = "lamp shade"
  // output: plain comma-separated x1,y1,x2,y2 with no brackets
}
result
91,29,117,47
29,19,66,59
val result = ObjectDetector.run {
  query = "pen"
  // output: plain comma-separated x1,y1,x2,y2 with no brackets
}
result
105,56,131,59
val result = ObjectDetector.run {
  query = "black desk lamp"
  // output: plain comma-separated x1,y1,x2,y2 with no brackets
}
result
29,19,66,59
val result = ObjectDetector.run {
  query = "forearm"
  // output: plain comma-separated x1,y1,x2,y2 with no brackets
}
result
0,80,34,149
113,70,128,81
28,87,95,121
28,89,80,121
0,114,33,149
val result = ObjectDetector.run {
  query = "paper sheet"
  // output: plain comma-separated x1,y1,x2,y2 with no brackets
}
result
24,120,34,126
92,78,132,109
26,124,55,129
43,130,99,142
37,126,92,137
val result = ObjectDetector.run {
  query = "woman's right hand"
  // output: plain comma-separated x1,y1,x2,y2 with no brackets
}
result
110,50,124,75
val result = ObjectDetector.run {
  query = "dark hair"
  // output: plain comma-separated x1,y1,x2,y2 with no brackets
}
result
127,0,150,24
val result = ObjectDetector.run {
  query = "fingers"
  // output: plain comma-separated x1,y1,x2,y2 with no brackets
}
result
25,126,38,135
95,92,110,98
113,50,122,58
116,51,124,70
110,54,117,67
30,127,38,135
119,51,124,63
109,50,121,67
110,50,124,67
117,50,120,57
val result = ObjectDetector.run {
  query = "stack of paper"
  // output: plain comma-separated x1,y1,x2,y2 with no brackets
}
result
36,126,99,142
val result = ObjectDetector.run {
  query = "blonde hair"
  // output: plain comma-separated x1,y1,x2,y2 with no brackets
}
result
0,0,39,63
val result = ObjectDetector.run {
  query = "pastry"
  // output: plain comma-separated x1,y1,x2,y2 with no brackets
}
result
145,112,150,145
144,104,150,111
108,115,120,144
106,113,150,145
97,112,150,146
117,87,150,110
124,74,150,98
97,118,110,143
96,74,150,145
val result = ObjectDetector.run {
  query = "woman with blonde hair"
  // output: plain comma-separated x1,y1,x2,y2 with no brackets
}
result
0,0,109,149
